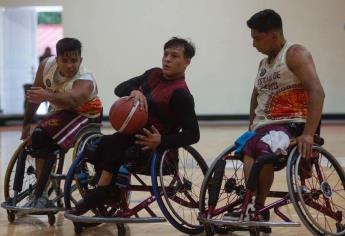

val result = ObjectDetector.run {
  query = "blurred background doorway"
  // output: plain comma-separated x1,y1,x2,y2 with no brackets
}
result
0,6,63,116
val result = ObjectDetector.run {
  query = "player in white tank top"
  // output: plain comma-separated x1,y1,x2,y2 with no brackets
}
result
252,41,308,131
41,56,99,116
231,9,324,218
20,38,102,208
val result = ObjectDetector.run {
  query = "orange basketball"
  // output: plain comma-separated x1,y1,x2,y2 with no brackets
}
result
109,96,148,134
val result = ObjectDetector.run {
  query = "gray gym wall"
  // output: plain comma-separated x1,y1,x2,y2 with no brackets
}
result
0,0,344,117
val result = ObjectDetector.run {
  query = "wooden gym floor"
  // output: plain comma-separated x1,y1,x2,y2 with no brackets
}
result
0,123,344,236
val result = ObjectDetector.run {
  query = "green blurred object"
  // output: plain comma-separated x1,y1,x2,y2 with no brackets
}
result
38,12,62,24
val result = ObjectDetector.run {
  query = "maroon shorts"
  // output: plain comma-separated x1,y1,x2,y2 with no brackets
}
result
243,124,293,159
37,110,89,152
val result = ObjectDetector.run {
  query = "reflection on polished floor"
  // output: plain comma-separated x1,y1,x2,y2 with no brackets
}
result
0,123,344,236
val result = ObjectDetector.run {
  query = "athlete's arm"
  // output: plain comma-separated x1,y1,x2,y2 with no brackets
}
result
286,44,325,158
21,59,47,139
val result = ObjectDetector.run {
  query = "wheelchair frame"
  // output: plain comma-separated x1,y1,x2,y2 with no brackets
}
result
198,140,345,236
63,131,208,236
1,123,102,225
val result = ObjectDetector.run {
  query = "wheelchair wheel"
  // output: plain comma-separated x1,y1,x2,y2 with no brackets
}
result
64,132,102,210
74,222,83,235
199,145,246,234
151,146,208,235
65,131,130,220
4,138,64,215
4,139,37,207
72,130,103,162
249,228,270,236
287,146,345,236
7,210,15,223
117,223,128,236
48,212,56,225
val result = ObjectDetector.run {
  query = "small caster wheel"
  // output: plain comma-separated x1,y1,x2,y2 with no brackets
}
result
205,223,229,236
250,228,257,236
205,224,215,236
7,210,15,223
48,213,56,225
74,222,83,235
261,226,272,235
117,223,127,236
336,223,345,233
250,228,264,236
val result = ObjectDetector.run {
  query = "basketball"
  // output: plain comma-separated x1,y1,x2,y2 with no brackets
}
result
109,96,148,134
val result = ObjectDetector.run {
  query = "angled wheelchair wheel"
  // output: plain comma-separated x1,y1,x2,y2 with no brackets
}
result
287,146,345,236
199,145,246,234
65,130,130,219
72,129,102,162
64,132,103,210
4,139,37,207
151,146,208,235
3,138,64,220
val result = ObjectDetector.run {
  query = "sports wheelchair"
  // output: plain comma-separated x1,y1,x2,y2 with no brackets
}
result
198,133,345,236
63,131,208,236
1,123,102,225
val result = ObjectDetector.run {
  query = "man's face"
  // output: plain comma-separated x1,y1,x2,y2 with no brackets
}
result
56,51,82,78
251,29,276,55
162,46,190,79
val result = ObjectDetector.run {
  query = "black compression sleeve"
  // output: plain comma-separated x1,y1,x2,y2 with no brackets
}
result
114,68,156,97
159,89,200,150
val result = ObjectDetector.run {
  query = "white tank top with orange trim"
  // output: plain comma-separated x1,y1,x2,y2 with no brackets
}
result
251,42,308,131
42,56,98,113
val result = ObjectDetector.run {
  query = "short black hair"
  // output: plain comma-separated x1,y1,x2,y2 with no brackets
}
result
247,9,282,32
56,38,82,56
164,37,195,59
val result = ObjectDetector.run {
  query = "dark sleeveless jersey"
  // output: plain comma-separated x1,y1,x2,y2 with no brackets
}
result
140,68,188,134
114,68,199,149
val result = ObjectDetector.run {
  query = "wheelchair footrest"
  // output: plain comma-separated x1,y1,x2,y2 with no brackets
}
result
199,215,301,228
64,212,166,224
1,201,64,214
220,216,301,227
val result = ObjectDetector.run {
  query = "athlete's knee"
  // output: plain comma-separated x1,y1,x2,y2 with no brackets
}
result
31,128,51,148
29,127,57,157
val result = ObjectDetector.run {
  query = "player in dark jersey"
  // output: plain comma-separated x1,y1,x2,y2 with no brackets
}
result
75,37,200,212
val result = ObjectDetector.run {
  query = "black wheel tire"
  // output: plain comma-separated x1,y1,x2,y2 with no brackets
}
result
117,223,127,236
48,213,55,226
249,228,260,236
205,224,215,236
151,146,208,235
74,222,83,235
7,210,15,223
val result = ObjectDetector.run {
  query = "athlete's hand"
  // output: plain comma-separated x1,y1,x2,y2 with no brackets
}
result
21,124,31,140
129,90,147,112
27,87,52,104
296,134,314,158
135,126,161,150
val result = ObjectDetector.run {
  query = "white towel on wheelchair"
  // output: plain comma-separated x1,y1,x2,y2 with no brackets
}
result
261,131,290,155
